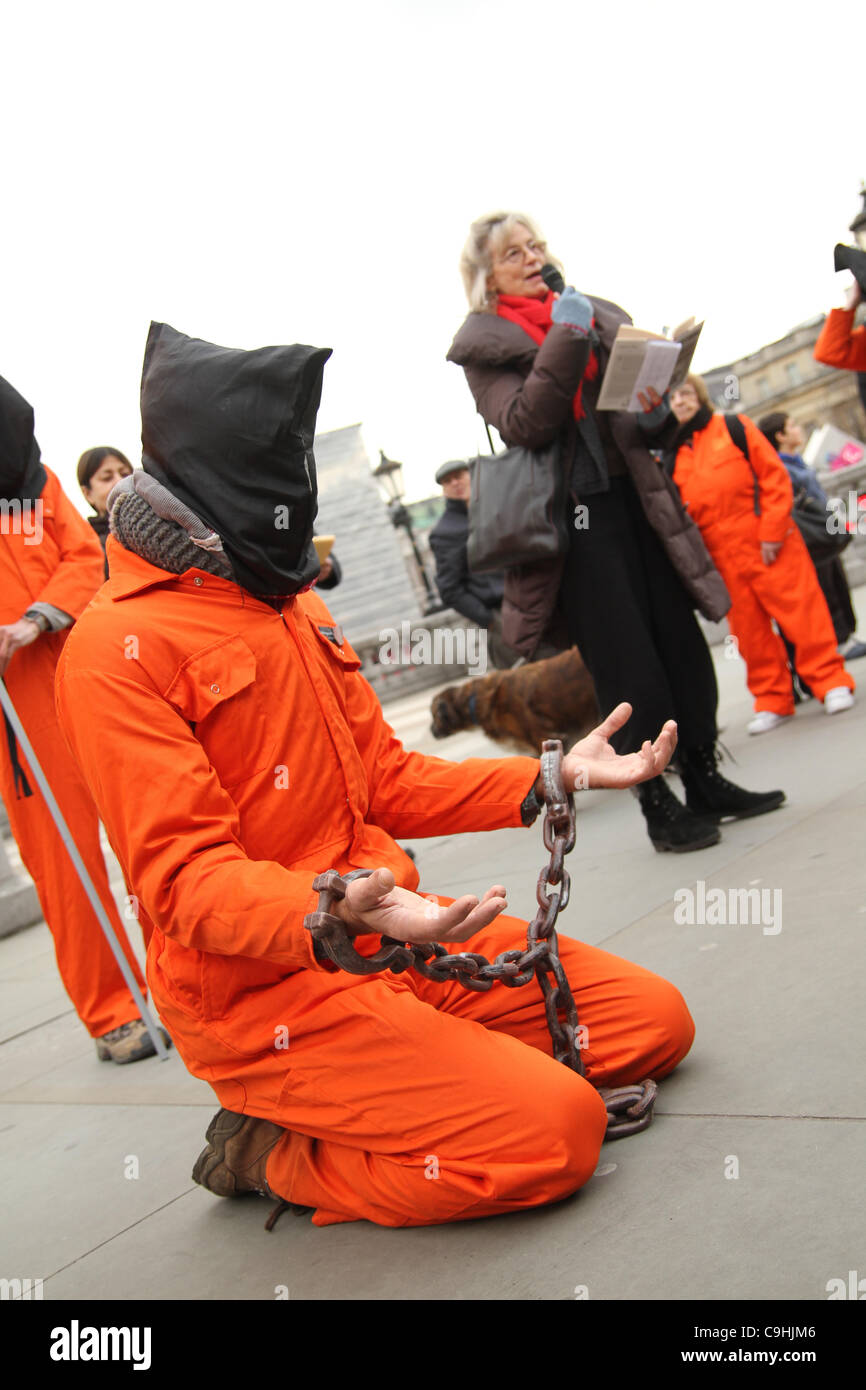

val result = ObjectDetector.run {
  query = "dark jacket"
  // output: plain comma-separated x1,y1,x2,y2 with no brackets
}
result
447,300,730,656
428,497,504,625
88,513,110,580
778,453,827,507
315,553,342,590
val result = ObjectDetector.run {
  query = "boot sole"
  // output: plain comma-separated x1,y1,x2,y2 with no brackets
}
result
651,829,721,853
687,794,786,824
192,1109,248,1193
96,1034,167,1064
191,1110,285,1199
191,1145,246,1195
96,1042,156,1064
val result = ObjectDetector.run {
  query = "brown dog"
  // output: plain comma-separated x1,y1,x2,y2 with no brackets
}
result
430,647,600,755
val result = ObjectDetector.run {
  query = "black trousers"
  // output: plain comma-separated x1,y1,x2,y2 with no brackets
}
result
563,475,718,755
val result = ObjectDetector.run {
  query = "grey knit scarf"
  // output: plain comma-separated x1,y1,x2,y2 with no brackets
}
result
107,471,235,580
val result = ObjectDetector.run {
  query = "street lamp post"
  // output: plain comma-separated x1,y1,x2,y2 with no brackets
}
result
372,451,444,615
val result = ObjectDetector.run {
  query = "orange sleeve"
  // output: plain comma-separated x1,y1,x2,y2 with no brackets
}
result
344,670,539,836
55,663,326,972
814,308,866,372
672,443,694,497
36,471,106,618
742,417,794,544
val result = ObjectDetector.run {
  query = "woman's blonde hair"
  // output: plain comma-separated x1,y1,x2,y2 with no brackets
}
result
459,211,564,312
683,374,713,410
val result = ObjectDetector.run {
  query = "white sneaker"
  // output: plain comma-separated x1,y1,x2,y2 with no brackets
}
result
824,686,855,715
747,710,792,736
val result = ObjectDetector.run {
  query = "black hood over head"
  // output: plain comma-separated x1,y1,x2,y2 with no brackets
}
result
0,375,47,504
140,322,332,597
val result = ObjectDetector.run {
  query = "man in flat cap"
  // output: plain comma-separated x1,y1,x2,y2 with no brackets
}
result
429,460,521,669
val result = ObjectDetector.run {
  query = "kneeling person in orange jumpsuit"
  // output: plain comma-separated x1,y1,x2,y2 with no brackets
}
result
56,323,694,1228
0,375,165,1063
669,376,854,736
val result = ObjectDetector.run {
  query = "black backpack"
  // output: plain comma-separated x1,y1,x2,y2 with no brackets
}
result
722,413,760,515
724,413,851,562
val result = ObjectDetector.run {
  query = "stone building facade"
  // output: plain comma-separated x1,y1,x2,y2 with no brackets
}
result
313,425,473,700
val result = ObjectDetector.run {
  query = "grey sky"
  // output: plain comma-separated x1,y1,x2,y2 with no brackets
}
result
3,0,863,509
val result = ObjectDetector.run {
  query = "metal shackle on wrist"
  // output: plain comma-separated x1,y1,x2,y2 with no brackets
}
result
304,869,416,974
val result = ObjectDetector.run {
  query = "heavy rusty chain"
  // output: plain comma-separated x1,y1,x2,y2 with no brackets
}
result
304,740,657,1140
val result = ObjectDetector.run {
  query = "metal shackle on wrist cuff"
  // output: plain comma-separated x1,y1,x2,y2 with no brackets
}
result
304,869,416,975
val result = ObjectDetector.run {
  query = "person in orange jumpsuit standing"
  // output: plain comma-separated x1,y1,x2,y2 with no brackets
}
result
669,376,855,735
56,322,694,1229
0,374,166,1063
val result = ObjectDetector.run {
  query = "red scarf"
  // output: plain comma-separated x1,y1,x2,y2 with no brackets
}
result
497,290,598,421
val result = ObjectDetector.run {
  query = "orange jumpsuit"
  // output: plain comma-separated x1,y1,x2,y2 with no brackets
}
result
673,414,854,715
56,538,694,1227
0,468,147,1035
814,306,866,371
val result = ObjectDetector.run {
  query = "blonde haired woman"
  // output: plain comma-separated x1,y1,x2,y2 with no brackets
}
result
669,375,855,732
447,212,785,851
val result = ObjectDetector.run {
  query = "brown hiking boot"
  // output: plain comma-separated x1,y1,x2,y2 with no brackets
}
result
192,1108,285,1198
95,1018,172,1064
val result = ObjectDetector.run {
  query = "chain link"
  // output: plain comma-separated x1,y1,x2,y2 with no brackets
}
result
304,740,657,1139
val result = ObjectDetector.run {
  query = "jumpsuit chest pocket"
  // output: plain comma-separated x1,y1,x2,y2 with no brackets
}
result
306,616,362,675
165,634,277,787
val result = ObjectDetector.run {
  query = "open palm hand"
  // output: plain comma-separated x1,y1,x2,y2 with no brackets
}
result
563,702,677,791
337,869,508,946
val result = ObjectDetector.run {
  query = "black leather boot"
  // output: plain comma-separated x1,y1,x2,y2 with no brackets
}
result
636,776,721,853
679,744,786,822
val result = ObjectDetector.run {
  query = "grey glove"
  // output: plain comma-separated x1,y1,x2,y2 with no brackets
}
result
551,287,593,335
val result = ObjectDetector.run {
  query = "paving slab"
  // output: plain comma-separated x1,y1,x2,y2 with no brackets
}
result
0,1102,210,1278
0,1011,210,1106
0,925,78,1042
33,1116,862,1302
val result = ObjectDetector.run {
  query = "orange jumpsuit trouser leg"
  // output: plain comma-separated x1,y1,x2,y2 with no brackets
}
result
711,529,854,715
255,917,694,1227
723,573,797,715
746,531,854,702
1,642,147,1037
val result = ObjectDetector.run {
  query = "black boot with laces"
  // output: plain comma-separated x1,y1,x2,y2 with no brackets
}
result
636,776,721,853
678,743,786,822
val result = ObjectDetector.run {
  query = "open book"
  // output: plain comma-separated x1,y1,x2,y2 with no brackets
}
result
596,317,703,412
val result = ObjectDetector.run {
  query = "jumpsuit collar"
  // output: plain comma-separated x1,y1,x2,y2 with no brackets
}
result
104,535,295,616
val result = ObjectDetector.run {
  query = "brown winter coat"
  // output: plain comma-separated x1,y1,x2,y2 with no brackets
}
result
446,298,730,656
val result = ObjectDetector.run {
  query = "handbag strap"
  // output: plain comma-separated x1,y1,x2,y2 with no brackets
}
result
484,421,495,455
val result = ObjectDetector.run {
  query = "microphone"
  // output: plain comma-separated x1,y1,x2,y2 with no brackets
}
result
541,263,566,295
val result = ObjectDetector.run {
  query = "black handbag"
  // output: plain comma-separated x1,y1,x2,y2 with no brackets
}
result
791,488,852,564
465,427,569,574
